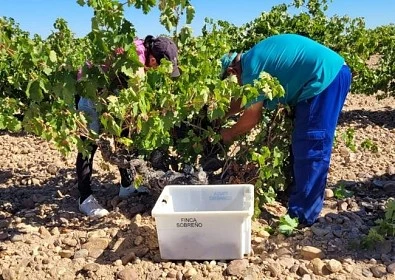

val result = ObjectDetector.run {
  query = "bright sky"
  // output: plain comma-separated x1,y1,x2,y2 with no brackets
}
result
1,0,394,39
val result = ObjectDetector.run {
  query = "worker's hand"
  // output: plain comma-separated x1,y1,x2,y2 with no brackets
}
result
220,128,234,145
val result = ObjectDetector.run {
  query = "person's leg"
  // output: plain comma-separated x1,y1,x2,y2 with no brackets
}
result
118,167,150,197
116,128,136,197
76,143,97,203
288,65,352,225
117,129,150,197
76,97,100,202
119,167,133,188
76,97,109,217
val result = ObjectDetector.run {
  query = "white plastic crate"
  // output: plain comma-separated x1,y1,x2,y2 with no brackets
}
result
152,184,254,260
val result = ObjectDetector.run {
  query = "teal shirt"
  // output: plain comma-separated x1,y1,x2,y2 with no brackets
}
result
241,34,345,109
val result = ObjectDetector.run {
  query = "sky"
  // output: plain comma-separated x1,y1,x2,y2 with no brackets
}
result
1,0,394,39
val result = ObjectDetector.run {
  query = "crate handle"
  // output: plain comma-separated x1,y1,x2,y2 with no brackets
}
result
161,195,170,205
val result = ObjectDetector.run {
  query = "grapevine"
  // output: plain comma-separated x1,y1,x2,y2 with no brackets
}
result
1,0,394,219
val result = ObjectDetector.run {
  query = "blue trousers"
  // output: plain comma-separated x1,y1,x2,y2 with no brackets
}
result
288,65,352,225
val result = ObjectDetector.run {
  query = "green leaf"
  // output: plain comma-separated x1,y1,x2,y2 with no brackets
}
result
117,137,133,148
278,214,298,236
334,185,354,199
49,50,57,63
186,5,195,24
7,117,22,132
62,75,76,106
0,115,5,129
26,80,44,102
43,67,52,75
121,65,135,77
241,95,248,106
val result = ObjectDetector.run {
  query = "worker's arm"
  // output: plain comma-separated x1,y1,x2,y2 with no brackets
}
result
225,98,243,119
220,101,263,144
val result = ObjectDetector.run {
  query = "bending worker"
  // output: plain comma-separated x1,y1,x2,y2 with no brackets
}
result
220,33,352,226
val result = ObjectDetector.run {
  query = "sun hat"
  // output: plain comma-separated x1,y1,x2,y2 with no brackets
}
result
149,37,180,78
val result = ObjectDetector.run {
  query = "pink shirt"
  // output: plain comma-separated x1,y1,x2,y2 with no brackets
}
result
77,39,147,81
134,39,147,65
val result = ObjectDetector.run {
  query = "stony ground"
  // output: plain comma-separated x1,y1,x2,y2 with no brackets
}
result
0,93,394,280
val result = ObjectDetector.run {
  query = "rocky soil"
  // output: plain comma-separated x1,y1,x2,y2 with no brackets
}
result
0,93,394,280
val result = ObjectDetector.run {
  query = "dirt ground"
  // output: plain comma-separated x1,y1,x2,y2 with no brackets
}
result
0,92,394,280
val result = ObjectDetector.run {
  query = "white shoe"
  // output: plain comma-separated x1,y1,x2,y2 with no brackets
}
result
78,195,109,217
119,184,150,198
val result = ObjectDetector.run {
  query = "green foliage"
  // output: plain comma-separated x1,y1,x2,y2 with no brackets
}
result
361,228,385,249
360,138,378,152
375,199,395,237
251,106,293,207
261,186,277,204
278,214,299,236
362,199,395,249
0,98,23,131
341,128,357,152
333,184,354,199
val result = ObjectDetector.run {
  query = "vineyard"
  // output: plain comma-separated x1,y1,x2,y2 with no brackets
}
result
0,0,395,279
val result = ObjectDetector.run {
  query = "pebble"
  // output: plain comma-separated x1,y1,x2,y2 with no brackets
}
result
50,227,60,236
166,270,177,278
81,238,109,251
266,261,281,277
338,201,348,211
121,252,136,265
38,226,51,239
387,165,395,175
325,188,334,198
117,268,139,280
298,263,310,276
62,238,77,247
47,165,58,175
10,234,24,243
74,249,89,259
82,263,100,272
370,266,386,278
326,259,342,273
362,268,373,277
309,258,325,275
300,246,324,260
184,267,198,278
176,271,183,280
387,262,395,274
32,178,40,185
59,250,73,258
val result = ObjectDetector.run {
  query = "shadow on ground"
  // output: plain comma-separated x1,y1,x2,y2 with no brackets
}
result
338,107,395,129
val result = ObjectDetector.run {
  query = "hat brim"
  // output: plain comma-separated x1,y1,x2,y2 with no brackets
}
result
171,64,181,78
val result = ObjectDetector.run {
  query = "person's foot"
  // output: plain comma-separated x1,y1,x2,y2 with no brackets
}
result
119,184,150,198
78,195,109,218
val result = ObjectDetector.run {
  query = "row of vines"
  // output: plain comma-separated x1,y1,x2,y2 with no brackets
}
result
0,0,394,219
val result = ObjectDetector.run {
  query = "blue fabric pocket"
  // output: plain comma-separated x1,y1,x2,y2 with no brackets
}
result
292,130,326,160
